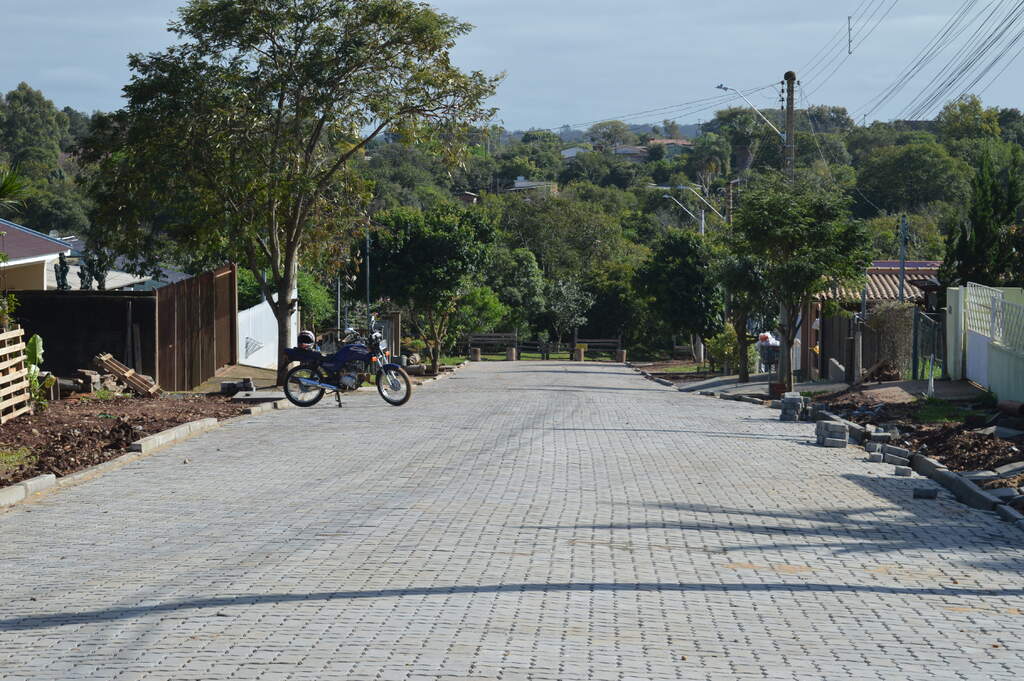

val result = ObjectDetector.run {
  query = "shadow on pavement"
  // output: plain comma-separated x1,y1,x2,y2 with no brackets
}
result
6,578,1024,631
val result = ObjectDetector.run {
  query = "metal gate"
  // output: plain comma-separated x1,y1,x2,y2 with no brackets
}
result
964,283,1003,388
912,309,945,380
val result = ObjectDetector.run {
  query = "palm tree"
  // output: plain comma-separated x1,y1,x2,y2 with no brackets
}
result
0,166,29,214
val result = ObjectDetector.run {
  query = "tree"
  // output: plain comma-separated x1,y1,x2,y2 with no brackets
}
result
547,278,594,347
587,120,637,150
733,171,871,390
636,230,723,348
940,146,1024,286
687,133,731,190
482,246,545,334
0,83,68,179
370,206,485,374
81,0,497,383
661,119,682,139
0,166,29,213
855,143,971,214
937,95,1001,141
714,244,775,383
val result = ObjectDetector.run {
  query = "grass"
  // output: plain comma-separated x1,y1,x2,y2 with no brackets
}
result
655,363,705,374
913,398,971,424
0,447,35,476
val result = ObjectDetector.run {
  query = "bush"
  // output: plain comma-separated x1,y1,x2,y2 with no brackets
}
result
705,327,757,374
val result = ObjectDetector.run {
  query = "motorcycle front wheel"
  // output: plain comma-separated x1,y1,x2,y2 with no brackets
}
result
284,365,327,407
376,366,412,406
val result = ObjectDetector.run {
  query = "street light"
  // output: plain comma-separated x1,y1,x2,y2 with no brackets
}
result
716,83,786,143
682,186,726,221
661,193,703,234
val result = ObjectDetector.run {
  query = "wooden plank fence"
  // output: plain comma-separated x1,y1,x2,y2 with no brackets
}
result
0,326,31,424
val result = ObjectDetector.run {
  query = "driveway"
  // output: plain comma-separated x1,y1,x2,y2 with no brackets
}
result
2,361,1023,680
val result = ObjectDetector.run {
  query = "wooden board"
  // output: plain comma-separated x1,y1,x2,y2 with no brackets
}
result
94,352,162,396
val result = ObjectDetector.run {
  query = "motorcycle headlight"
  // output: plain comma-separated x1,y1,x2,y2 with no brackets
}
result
379,339,388,351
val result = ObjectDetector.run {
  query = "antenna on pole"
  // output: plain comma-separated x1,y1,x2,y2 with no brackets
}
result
848,16,853,55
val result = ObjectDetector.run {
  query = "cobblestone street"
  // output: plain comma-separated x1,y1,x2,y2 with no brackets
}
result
3,361,1024,680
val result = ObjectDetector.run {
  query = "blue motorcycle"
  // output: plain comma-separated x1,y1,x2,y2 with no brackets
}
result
282,320,412,407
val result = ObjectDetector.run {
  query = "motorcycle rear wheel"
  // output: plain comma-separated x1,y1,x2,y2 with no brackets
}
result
376,366,412,406
284,365,327,407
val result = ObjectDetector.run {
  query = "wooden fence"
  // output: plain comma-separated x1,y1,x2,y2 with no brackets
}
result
155,265,238,391
15,265,237,392
0,326,31,424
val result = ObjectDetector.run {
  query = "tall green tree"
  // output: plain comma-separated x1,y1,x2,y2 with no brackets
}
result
940,146,1024,286
370,205,486,374
0,83,68,179
733,171,871,390
937,95,1001,141
855,142,971,214
81,0,498,382
636,230,723,347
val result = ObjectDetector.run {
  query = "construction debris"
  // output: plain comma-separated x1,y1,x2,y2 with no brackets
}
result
93,353,162,397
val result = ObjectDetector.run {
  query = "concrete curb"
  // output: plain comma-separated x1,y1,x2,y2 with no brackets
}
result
0,474,57,508
129,418,220,454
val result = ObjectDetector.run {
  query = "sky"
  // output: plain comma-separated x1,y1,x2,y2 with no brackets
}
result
2,1,1022,131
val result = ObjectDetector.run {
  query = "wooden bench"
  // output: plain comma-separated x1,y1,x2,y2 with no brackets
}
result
575,336,621,358
466,332,518,355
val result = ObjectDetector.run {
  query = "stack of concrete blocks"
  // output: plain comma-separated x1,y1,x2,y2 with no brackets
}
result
863,430,893,453
816,420,848,448
779,392,807,422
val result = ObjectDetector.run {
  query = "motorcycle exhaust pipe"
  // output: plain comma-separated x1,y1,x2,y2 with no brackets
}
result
296,377,340,391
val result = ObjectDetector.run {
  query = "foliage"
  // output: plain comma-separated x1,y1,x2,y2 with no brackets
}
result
546,278,594,345
865,302,914,377
0,83,68,179
636,229,723,342
705,326,757,374
370,205,486,373
0,292,18,328
482,246,545,333
733,170,871,389
713,239,775,382
25,334,55,410
587,121,637,150
449,285,508,342
0,166,29,213
80,0,498,381
941,145,1024,286
937,95,1001,141
855,143,971,214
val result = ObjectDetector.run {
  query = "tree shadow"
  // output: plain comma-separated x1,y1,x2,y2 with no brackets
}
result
6,578,1024,632
521,474,1024,569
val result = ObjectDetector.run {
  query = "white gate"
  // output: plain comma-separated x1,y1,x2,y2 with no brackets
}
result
964,283,1003,387
237,296,299,370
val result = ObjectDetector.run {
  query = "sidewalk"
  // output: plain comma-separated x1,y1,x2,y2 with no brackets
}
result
677,371,849,396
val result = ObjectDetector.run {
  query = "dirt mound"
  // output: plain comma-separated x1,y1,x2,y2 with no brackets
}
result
0,395,247,486
905,425,1022,472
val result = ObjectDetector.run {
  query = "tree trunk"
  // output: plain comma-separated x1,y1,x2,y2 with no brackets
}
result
273,263,298,387
733,318,750,383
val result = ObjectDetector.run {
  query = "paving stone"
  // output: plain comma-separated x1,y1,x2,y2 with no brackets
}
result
2,362,1024,681
894,466,912,477
883,453,910,466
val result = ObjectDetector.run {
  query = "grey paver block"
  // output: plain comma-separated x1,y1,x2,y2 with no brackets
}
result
894,466,912,477
0,483,26,506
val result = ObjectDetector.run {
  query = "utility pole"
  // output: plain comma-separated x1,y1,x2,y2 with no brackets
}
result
699,209,705,236
725,181,734,224
784,71,797,179
848,16,853,55
898,215,909,302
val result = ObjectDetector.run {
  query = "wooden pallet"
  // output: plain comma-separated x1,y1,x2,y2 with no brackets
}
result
94,353,162,397
0,326,32,425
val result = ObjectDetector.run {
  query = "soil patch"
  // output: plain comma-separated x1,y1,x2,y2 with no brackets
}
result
0,395,248,487
904,426,1023,475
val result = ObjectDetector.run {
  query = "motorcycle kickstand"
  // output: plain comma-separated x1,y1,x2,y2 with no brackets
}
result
335,392,343,408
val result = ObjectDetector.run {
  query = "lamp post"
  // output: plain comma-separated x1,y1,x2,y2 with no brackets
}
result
662,194,703,235
716,84,786,143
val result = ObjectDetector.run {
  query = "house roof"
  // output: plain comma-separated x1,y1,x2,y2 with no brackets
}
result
0,217,72,262
821,261,942,303
647,138,694,147
612,145,647,155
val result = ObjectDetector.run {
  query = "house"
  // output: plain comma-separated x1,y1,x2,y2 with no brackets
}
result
0,217,74,289
645,138,694,157
611,145,648,163
560,146,589,161
800,261,942,381
502,176,558,195
453,191,480,205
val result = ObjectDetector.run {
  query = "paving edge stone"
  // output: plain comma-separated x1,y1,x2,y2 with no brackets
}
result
996,504,1024,523
0,484,26,507
930,469,1001,511
910,453,948,478
129,418,220,454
